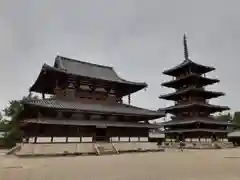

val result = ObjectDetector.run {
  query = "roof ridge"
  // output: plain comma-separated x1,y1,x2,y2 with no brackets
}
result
56,55,114,69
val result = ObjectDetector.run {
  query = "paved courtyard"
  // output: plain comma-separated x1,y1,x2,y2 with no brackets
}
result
1,148,240,180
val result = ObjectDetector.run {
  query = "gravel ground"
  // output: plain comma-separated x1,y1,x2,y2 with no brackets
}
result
1,148,240,180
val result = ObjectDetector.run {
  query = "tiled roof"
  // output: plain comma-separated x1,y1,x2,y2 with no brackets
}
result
161,118,233,126
165,128,230,133
159,87,224,100
54,56,147,86
162,102,230,113
23,118,159,128
30,56,147,95
23,98,164,118
161,73,219,88
163,59,215,76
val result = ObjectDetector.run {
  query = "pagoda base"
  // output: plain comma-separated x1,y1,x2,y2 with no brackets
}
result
162,140,234,149
165,130,228,141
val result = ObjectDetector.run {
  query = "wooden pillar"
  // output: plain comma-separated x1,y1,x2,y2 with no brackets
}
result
42,93,45,99
34,136,37,143
34,124,40,143
128,94,131,105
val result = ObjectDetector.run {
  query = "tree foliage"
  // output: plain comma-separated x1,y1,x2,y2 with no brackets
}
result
215,113,232,122
232,111,240,125
1,100,23,148
0,94,38,148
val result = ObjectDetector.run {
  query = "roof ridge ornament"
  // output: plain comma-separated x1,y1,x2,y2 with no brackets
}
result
183,33,189,60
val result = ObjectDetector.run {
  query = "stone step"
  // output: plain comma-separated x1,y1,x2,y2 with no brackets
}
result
96,143,118,154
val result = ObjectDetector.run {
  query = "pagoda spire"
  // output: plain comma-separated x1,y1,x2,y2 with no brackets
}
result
183,33,189,60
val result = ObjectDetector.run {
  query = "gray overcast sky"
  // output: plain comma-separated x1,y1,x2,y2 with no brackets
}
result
0,0,239,114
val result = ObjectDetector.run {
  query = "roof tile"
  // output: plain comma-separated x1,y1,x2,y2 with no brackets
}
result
23,98,164,117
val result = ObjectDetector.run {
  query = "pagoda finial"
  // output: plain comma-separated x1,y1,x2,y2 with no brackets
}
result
183,33,189,60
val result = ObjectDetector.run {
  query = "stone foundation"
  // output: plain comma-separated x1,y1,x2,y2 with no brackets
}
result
12,142,164,157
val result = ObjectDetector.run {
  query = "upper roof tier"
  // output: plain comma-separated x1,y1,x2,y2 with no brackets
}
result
161,73,219,89
30,56,147,96
163,34,215,76
163,59,215,77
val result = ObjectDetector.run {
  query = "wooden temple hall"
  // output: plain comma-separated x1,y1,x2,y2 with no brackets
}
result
159,34,233,142
19,56,164,145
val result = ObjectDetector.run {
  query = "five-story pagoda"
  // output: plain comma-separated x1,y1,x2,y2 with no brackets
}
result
159,35,232,141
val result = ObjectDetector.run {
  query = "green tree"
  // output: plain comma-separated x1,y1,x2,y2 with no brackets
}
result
1,94,39,148
2,100,23,148
215,112,232,121
232,111,240,125
0,112,2,121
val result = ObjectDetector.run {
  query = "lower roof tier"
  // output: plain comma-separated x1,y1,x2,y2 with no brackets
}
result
23,98,164,119
164,128,231,133
161,102,230,114
161,118,233,127
21,118,159,129
159,87,224,101
161,73,219,89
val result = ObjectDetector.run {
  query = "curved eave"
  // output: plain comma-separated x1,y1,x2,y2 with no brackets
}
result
163,60,215,76
163,103,230,113
164,128,230,133
22,99,165,119
22,118,160,129
159,88,225,101
161,74,219,88
161,119,233,126
29,64,147,96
